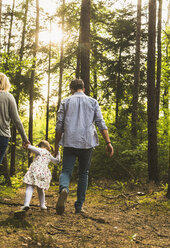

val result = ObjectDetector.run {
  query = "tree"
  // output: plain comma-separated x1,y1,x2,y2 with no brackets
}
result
10,0,29,176
0,0,2,51
147,0,159,183
7,0,15,54
57,0,65,112
156,0,162,120
131,0,142,142
80,0,90,95
46,17,52,141
29,0,39,164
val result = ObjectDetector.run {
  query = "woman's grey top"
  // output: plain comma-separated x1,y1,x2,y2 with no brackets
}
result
0,91,27,141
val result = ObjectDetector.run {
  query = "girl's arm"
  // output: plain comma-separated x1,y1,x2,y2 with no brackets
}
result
50,151,60,164
27,145,41,155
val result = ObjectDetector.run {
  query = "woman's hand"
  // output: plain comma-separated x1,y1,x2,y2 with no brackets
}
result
22,140,30,149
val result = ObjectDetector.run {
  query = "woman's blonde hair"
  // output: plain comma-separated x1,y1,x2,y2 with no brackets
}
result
0,72,11,91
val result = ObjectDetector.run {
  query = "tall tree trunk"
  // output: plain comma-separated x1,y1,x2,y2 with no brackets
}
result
76,32,81,79
115,46,122,128
46,18,52,141
57,0,65,112
147,0,159,183
156,0,162,120
80,0,90,96
7,0,15,54
10,0,29,176
0,0,2,52
1,154,11,186
131,0,142,143
29,0,39,165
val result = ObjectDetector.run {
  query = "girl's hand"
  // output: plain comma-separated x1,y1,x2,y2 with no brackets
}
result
56,151,61,163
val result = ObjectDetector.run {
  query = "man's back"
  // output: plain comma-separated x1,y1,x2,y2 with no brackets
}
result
56,92,107,149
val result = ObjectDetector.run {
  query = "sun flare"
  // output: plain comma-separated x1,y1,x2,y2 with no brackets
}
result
39,25,63,45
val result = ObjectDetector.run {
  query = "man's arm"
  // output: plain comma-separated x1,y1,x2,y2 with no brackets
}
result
100,129,114,157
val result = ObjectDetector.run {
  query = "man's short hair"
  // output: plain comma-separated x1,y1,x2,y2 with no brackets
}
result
70,79,84,91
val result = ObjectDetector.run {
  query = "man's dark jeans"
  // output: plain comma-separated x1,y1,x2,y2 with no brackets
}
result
59,147,93,211
0,136,9,164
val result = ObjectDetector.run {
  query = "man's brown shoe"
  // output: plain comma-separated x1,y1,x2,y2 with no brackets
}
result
56,188,68,215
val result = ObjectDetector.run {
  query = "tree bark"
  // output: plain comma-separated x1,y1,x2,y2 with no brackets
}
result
115,46,122,128
1,154,11,186
7,0,15,54
46,18,52,141
80,0,90,96
132,0,142,142
10,0,29,176
29,0,39,165
0,0,2,51
76,32,81,79
156,0,162,120
57,0,65,112
147,0,159,183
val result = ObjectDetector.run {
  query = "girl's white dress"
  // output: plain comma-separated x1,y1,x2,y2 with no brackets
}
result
23,145,60,190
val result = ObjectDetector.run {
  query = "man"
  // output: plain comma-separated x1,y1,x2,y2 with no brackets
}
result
55,79,114,215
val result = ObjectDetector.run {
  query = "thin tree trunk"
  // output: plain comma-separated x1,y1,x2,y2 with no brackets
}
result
147,0,159,183
76,32,81,79
46,18,52,141
29,0,39,165
156,0,162,120
7,0,15,54
132,0,142,143
80,0,90,96
2,153,11,186
115,46,122,128
0,0,2,51
57,0,65,112
10,0,29,176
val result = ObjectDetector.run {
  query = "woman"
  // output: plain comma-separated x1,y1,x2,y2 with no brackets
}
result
0,72,29,164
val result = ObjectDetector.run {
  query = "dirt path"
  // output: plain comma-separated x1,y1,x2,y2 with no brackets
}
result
0,183,170,248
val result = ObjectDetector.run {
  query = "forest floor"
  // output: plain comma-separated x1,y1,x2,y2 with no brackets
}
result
0,181,170,248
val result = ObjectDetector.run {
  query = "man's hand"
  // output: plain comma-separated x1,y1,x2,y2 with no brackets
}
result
106,143,114,157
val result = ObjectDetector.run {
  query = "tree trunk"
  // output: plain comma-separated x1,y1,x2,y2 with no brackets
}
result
115,46,122,128
57,0,65,112
80,0,90,96
156,0,162,120
7,0,15,54
2,154,11,186
0,0,2,51
10,0,29,175
46,18,52,141
29,0,39,165
147,0,159,183
131,0,142,143
166,160,170,198
76,32,81,79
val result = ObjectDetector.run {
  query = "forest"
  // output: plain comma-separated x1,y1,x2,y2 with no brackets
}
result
0,0,170,247
0,0,169,192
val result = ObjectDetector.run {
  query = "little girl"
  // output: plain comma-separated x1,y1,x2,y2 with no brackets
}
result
21,140,60,211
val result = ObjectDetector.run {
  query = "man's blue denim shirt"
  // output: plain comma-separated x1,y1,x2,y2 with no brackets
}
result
55,92,108,149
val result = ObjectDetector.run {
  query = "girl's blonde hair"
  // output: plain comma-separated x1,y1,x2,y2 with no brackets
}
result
37,140,53,153
0,72,11,91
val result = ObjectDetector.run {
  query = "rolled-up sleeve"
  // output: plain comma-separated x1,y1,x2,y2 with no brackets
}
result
94,101,108,131
55,102,65,132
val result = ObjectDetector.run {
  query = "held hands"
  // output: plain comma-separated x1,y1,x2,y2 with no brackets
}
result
106,143,114,157
56,151,61,163
22,140,30,149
